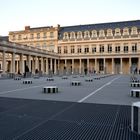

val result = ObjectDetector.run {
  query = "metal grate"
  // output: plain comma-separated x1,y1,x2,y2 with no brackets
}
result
0,97,139,140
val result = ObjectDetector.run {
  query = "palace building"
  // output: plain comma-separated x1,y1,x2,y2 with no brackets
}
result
8,20,140,75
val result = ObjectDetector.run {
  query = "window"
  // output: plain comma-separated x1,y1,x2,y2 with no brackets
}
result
50,32,54,38
99,45,104,53
77,32,82,39
71,46,75,53
84,31,90,38
108,44,112,53
92,47,96,53
43,42,47,48
18,35,22,40
123,28,129,36
64,46,68,54
91,30,97,38
63,32,69,39
99,30,105,37
77,45,81,53
58,46,61,54
43,32,47,38
124,46,128,53
70,32,75,39
115,28,121,36
115,46,120,53
30,34,34,39
50,41,54,45
37,33,40,39
132,43,137,52
131,27,138,35
84,46,89,53
107,29,113,36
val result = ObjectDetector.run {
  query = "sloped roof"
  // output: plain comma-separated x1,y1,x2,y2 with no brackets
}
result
59,20,140,34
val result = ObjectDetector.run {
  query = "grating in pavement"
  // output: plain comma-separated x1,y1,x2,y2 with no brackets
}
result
0,97,139,140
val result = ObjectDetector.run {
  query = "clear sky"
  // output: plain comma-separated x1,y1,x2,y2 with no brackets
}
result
0,0,139,36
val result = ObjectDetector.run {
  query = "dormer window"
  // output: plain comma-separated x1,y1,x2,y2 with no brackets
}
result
131,27,138,35
63,32,69,39
123,27,129,35
70,32,75,39
84,31,90,38
115,28,121,36
99,30,105,37
107,29,113,36
91,30,97,37
77,31,82,39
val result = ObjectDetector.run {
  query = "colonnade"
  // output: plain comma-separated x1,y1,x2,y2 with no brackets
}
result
59,57,140,75
1,50,140,75
1,51,59,75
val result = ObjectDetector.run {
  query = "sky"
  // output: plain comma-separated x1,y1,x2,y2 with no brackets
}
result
0,0,139,36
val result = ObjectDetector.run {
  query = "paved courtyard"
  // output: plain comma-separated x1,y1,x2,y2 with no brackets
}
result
0,74,140,139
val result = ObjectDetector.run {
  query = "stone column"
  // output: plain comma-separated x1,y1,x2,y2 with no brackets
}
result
32,57,35,74
58,59,60,75
120,58,123,74
12,52,15,73
87,59,89,74
20,54,24,74
112,58,114,74
95,58,97,73
27,55,31,71
79,59,82,74
138,57,140,74
104,58,106,74
2,51,6,73
54,59,57,74
72,59,74,74
16,60,19,73
41,57,44,73
50,58,53,72
64,59,67,74
35,56,38,70
129,57,132,74
45,58,49,75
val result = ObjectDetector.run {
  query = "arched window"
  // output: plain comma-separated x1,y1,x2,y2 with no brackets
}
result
84,31,90,38
77,31,82,39
115,28,121,36
63,32,69,39
123,27,129,35
107,29,113,36
91,30,97,38
131,27,138,35
99,30,105,37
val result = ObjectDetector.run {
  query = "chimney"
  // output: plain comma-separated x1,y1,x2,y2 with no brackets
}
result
25,26,30,30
